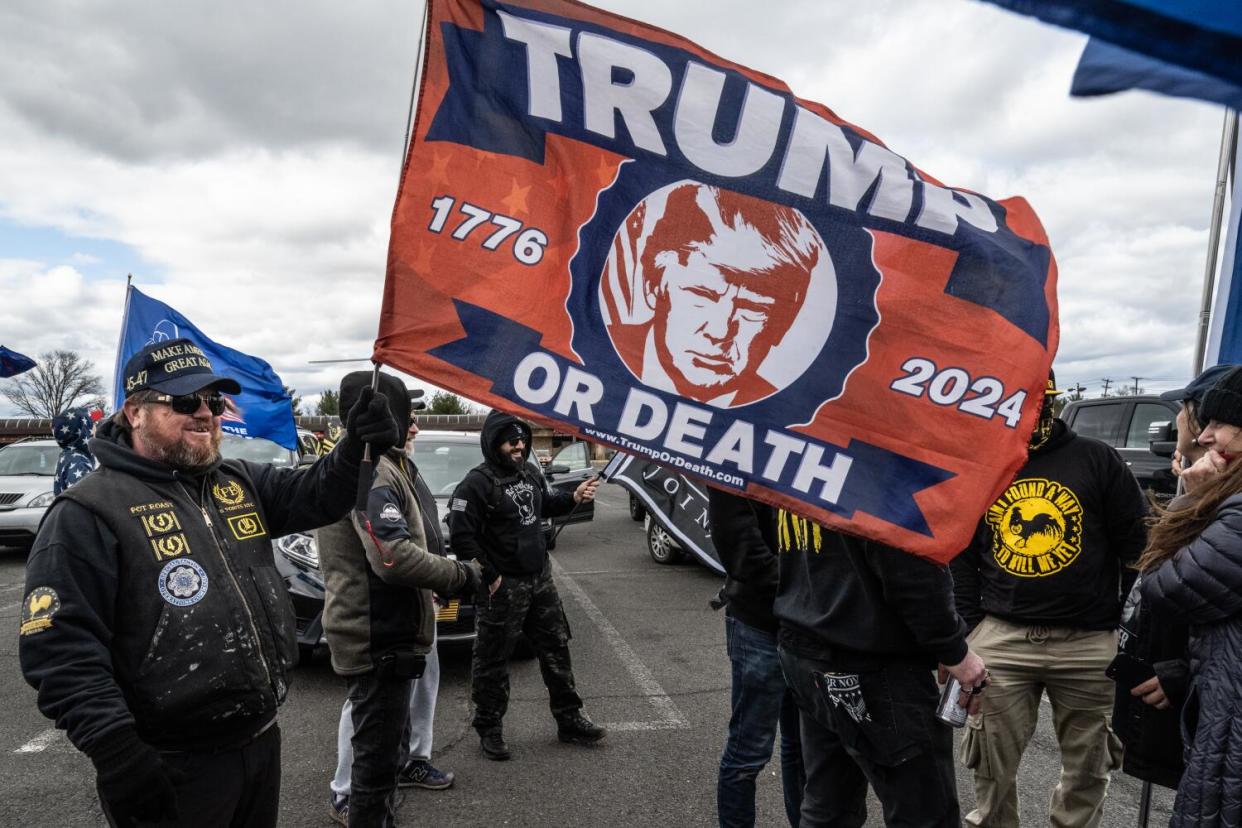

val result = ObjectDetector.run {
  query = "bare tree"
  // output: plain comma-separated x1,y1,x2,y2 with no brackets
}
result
2,350,105,418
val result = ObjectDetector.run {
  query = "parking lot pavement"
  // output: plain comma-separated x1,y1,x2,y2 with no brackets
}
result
0,485,1174,826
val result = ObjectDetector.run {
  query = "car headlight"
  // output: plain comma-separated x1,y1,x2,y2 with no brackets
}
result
27,492,55,508
276,532,319,569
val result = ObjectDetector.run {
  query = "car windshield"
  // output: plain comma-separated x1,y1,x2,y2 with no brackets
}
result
218,434,297,468
0,445,60,476
413,440,481,497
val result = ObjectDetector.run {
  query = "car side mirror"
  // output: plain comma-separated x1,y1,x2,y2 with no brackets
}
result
547,464,570,475
1148,421,1176,458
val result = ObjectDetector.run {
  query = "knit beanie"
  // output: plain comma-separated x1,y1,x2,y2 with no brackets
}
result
1199,366,1242,429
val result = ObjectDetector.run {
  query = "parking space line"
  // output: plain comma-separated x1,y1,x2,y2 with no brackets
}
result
15,728,60,754
550,557,689,731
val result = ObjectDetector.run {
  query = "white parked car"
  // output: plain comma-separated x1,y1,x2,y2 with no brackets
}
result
0,439,61,551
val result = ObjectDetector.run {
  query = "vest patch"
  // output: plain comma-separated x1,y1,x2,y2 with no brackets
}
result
140,510,182,537
150,533,191,561
129,500,174,516
227,512,266,541
158,558,208,606
19,587,61,636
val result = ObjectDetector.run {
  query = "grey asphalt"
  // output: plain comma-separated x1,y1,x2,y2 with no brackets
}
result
0,485,1174,826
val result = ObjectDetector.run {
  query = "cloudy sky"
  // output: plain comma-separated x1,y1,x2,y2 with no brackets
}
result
0,0,1227,416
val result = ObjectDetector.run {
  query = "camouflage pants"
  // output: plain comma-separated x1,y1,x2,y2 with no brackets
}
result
471,563,581,731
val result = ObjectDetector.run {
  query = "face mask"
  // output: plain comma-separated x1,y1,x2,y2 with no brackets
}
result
1028,397,1055,450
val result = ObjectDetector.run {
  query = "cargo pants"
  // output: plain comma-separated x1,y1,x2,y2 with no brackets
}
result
471,562,582,731
960,616,1123,828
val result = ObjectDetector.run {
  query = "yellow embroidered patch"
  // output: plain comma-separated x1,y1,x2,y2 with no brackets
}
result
140,510,182,537
227,512,266,541
150,533,191,561
19,587,60,636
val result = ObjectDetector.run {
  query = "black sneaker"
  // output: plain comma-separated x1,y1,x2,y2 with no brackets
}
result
398,759,455,790
478,728,511,761
557,712,606,744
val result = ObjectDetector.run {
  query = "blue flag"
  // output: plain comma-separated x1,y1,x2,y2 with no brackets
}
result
1204,163,1242,366
1072,38,1242,111
114,286,298,450
981,1,1242,89
0,346,36,378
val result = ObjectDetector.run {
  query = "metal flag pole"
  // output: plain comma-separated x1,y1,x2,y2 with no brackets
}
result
1192,108,1239,375
111,273,135,412
355,364,382,511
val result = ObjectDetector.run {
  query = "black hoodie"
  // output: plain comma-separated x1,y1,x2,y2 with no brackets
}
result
951,420,1148,631
448,410,576,580
19,418,361,756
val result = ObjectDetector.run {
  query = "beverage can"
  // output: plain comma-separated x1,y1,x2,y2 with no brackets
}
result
936,676,969,728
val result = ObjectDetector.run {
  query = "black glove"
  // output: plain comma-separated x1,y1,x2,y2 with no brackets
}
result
345,386,398,457
89,726,183,825
458,559,484,599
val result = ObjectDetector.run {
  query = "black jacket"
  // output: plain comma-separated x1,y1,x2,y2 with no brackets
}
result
952,421,1147,632
19,420,360,757
707,488,778,634
448,411,575,581
1141,494,1242,827
1111,576,1189,790
773,509,968,670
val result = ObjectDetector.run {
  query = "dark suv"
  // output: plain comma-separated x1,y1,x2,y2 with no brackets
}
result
1059,396,1180,496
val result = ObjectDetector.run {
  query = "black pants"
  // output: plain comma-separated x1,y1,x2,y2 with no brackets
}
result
471,564,581,730
779,648,960,828
346,671,414,828
101,723,281,828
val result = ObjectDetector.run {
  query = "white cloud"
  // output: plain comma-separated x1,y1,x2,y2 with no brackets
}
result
0,0,1229,417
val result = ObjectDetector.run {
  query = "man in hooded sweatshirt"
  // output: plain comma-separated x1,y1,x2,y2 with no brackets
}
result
448,409,603,760
52,407,97,494
951,374,1148,827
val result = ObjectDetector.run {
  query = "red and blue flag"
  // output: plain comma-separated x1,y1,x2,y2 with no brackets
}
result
374,0,1059,561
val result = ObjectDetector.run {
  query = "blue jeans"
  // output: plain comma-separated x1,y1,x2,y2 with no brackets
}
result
718,615,804,827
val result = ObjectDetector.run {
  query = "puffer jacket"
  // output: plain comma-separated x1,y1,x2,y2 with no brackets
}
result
1140,493,1242,827
52,407,96,495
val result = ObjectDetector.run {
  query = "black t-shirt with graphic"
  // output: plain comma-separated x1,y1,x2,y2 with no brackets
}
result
951,420,1148,631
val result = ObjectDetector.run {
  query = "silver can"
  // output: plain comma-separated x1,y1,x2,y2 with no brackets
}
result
936,677,969,728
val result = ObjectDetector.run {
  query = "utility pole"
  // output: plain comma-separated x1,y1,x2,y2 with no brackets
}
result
1131,376,1144,395
1101,378,1113,397
1069,382,1086,401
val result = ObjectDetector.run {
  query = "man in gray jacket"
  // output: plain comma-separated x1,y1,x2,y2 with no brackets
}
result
319,371,483,828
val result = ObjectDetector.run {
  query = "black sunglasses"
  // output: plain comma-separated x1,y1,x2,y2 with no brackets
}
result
150,392,227,416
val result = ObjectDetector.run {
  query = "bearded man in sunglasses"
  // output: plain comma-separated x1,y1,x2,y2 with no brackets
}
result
19,338,399,828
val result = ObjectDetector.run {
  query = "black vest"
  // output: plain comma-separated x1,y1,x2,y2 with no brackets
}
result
60,462,295,750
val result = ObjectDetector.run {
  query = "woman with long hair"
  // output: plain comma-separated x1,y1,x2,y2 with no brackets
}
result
1139,365,1242,827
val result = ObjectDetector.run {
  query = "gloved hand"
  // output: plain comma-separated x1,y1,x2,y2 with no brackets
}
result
89,727,184,825
345,386,398,457
458,559,484,599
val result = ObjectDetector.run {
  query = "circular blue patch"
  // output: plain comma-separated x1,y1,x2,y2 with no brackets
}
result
157,558,209,607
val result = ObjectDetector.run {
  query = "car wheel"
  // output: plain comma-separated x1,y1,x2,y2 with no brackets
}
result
647,521,682,565
628,493,646,522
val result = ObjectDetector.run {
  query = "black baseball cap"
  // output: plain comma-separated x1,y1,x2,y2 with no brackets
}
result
1159,363,1236,404
121,338,242,398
